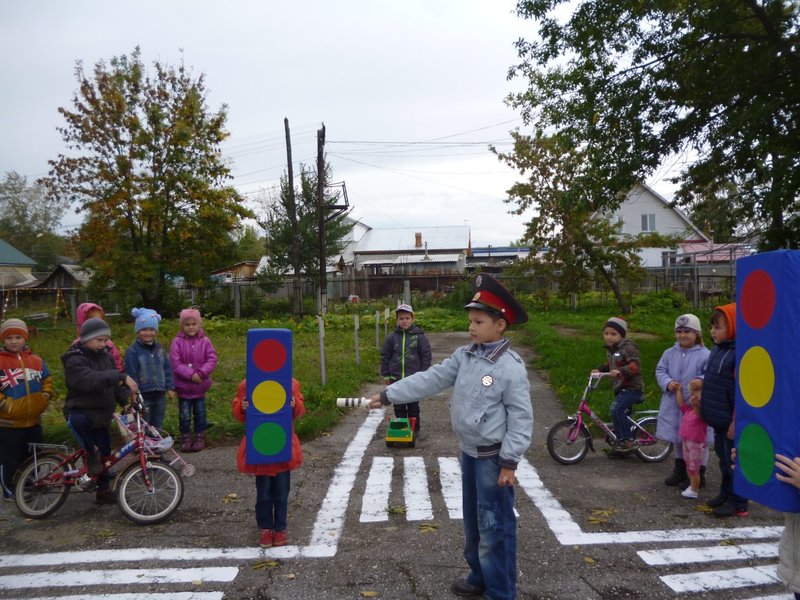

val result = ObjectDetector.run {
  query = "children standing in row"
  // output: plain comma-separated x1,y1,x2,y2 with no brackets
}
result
369,274,532,600
124,308,175,431
379,303,431,432
656,314,710,489
232,377,305,549
697,303,747,518
0,319,53,501
170,309,217,452
593,317,643,456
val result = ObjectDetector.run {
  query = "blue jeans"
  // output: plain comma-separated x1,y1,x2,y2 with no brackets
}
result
178,397,207,434
66,411,111,492
141,391,167,430
713,427,748,510
255,471,290,531
460,452,516,600
611,389,642,442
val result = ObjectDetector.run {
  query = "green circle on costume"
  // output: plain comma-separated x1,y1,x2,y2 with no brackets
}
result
252,422,287,456
739,346,774,408
252,380,287,414
738,423,774,486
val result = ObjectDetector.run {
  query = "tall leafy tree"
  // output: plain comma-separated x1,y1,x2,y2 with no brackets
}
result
0,171,69,271
495,132,675,313
509,0,800,249
46,48,252,308
258,163,352,312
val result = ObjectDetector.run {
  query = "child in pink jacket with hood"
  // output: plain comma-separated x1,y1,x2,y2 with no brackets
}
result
74,303,123,371
170,308,217,452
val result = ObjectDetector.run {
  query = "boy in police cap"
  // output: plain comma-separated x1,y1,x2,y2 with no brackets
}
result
369,274,532,600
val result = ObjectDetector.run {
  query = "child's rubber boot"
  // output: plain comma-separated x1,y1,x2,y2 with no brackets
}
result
181,433,193,453
191,432,206,452
665,458,688,487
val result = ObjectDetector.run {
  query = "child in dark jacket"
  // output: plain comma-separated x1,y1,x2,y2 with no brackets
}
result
697,303,747,518
74,302,123,371
62,318,138,503
593,317,643,456
379,303,432,431
0,319,53,501
124,308,175,430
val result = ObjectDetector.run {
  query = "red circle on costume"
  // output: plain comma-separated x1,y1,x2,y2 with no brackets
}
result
740,269,775,329
253,339,287,372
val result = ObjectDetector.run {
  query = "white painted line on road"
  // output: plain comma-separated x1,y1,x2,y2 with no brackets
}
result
516,457,783,546
25,593,224,600
0,567,238,590
638,542,778,566
438,456,462,519
404,456,433,521
361,456,394,522
747,594,794,600
660,564,780,593
306,407,384,555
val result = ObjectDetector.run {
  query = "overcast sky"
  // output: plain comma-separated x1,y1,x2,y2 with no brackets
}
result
0,1,676,248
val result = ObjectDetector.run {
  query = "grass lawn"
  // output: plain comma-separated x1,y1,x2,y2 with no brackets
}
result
517,292,717,421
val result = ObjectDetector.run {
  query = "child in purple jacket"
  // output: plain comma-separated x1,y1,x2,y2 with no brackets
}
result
170,309,217,452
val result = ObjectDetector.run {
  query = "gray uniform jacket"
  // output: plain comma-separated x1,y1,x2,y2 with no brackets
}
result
380,339,532,469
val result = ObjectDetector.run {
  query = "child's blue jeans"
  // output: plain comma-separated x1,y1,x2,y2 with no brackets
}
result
178,397,207,434
255,471,290,532
141,391,167,430
611,389,643,441
460,451,517,600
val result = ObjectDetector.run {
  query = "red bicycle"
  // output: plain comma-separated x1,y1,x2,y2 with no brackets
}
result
546,372,672,465
14,400,184,524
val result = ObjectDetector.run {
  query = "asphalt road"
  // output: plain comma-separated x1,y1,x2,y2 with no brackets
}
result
0,331,789,600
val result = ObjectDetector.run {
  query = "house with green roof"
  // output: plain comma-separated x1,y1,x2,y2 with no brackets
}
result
0,239,37,289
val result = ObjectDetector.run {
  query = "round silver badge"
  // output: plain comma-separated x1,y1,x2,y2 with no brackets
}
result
481,375,493,387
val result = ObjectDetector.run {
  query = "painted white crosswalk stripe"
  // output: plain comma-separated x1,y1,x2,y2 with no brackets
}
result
404,456,433,521
0,567,239,590
438,456,463,519
660,564,781,593
638,542,779,566
361,456,395,522
25,593,224,600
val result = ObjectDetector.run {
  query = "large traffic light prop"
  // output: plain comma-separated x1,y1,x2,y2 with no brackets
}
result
734,250,800,512
245,329,293,464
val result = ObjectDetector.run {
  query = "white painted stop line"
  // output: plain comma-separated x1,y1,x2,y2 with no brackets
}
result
0,567,238,590
660,564,780,593
25,593,223,600
361,456,394,522
638,542,778,566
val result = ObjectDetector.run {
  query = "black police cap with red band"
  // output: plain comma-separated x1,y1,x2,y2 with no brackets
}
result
463,274,528,325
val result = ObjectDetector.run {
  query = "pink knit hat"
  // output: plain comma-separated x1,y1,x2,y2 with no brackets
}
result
179,308,202,327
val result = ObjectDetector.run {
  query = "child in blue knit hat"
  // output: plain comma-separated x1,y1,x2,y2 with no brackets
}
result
123,308,175,430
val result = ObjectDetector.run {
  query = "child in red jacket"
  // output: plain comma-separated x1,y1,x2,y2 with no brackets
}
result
231,378,305,548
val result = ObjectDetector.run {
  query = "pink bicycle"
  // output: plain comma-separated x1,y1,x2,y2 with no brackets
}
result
546,372,672,464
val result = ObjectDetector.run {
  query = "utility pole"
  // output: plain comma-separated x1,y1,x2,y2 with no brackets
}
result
317,123,327,315
284,117,303,317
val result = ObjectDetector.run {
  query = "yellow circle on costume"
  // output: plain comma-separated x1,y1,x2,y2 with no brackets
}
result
252,380,287,414
739,346,774,408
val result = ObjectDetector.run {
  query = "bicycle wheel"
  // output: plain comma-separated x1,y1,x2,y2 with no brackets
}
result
547,419,591,465
14,454,71,519
117,460,184,525
633,417,673,463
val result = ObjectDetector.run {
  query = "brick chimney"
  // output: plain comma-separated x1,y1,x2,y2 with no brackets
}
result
415,232,422,248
